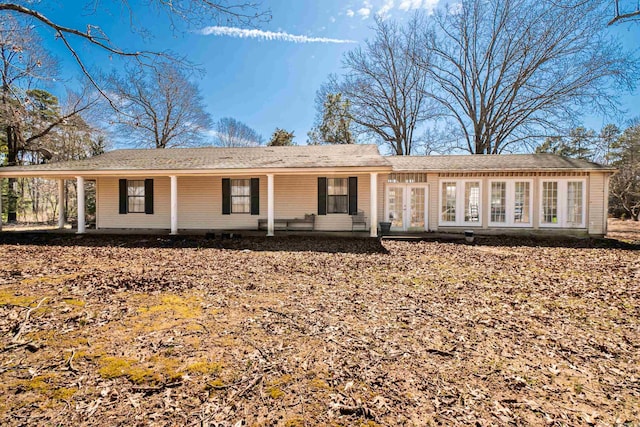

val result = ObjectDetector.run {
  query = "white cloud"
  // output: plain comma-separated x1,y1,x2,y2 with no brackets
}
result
357,7,371,19
347,0,439,19
199,26,357,44
330,16,336,23
377,0,395,18
399,0,439,12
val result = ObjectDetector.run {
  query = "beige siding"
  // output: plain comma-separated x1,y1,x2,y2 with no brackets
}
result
97,177,171,229
274,174,371,231
588,172,607,235
176,176,267,229
428,173,440,231
98,174,373,231
97,170,608,235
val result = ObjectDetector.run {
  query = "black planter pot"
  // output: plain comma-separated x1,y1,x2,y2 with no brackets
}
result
379,221,392,236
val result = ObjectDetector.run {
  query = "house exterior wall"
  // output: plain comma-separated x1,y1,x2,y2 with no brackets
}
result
96,173,374,231
97,177,171,229
587,172,607,235
274,174,372,231
375,171,609,236
95,170,608,236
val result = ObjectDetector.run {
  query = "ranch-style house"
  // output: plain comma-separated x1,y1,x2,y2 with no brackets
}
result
0,144,614,237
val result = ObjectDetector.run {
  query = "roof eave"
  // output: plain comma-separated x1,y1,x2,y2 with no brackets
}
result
0,165,393,178
390,167,617,173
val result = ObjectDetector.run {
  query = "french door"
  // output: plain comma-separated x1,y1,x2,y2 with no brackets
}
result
386,185,428,232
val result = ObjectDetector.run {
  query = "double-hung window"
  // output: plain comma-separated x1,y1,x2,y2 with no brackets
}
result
231,179,251,213
327,178,348,214
439,180,482,226
119,179,153,215
489,180,532,226
127,180,145,213
541,179,585,227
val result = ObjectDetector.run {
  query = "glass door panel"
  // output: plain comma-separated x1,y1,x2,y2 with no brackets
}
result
387,186,404,230
409,187,425,230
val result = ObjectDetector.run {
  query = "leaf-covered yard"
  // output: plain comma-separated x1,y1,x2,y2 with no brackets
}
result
0,233,638,426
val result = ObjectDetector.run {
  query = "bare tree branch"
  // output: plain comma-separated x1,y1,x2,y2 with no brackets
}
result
333,16,438,155
104,62,212,148
415,0,638,154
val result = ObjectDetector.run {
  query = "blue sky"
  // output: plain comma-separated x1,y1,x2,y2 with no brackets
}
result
26,1,640,147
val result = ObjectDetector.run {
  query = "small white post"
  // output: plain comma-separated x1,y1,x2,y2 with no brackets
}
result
267,174,274,237
58,179,65,229
170,175,178,235
76,176,85,234
370,172,378,238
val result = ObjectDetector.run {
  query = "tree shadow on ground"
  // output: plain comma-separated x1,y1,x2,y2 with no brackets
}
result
463,235,640,251
1,232,638,253
0,233,391,255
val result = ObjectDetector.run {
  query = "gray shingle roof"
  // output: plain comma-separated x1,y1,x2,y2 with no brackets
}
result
387,153,613,172
0,144,390,173
0,146,613,176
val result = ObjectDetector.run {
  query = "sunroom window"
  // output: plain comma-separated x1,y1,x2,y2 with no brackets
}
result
439,180,481,225
542,181,558,224
541,180,585,227
488,180,532,226
567,181,583,225
491,182,506,223
514,182,530,223
441,182,456,222
464,182,480,222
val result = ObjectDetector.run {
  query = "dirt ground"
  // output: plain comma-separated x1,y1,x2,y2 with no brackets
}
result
0,229,638,426
606,218,640,243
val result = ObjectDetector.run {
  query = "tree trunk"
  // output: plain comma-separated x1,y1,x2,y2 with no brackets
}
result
6,125,18,222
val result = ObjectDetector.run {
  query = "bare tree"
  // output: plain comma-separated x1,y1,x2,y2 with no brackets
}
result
609,0,640,25
1,16,98,221
0,2,270,104
609,122,640,220
105,63,212,148
333,16,434,155
417,0,637,154
213,117,263,147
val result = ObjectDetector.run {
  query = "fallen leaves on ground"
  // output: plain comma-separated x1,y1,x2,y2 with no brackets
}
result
0,234,638,426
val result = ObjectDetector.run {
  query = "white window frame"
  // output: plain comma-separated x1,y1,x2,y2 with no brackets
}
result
327,177,349,214
231,178,251,214
539,179,587,228
438,179,482,227
127,180,145,213
488,179,533,227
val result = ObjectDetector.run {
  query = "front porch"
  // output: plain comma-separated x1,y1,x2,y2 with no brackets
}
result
1,172,382,237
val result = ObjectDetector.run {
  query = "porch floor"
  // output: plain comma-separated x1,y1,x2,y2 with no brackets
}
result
0,224,466,241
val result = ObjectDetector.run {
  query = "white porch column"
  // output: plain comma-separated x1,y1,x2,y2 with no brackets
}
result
370,172,378,238
58,179,65,229
170,175,178,235
76,176,85,234
267,173,274,237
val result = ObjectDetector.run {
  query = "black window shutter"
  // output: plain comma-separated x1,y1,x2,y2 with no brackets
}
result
222,178,231,215
317,177,327,215
119,179,127,214
144,179,154,214
349,176,358,215
250,178,260,215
